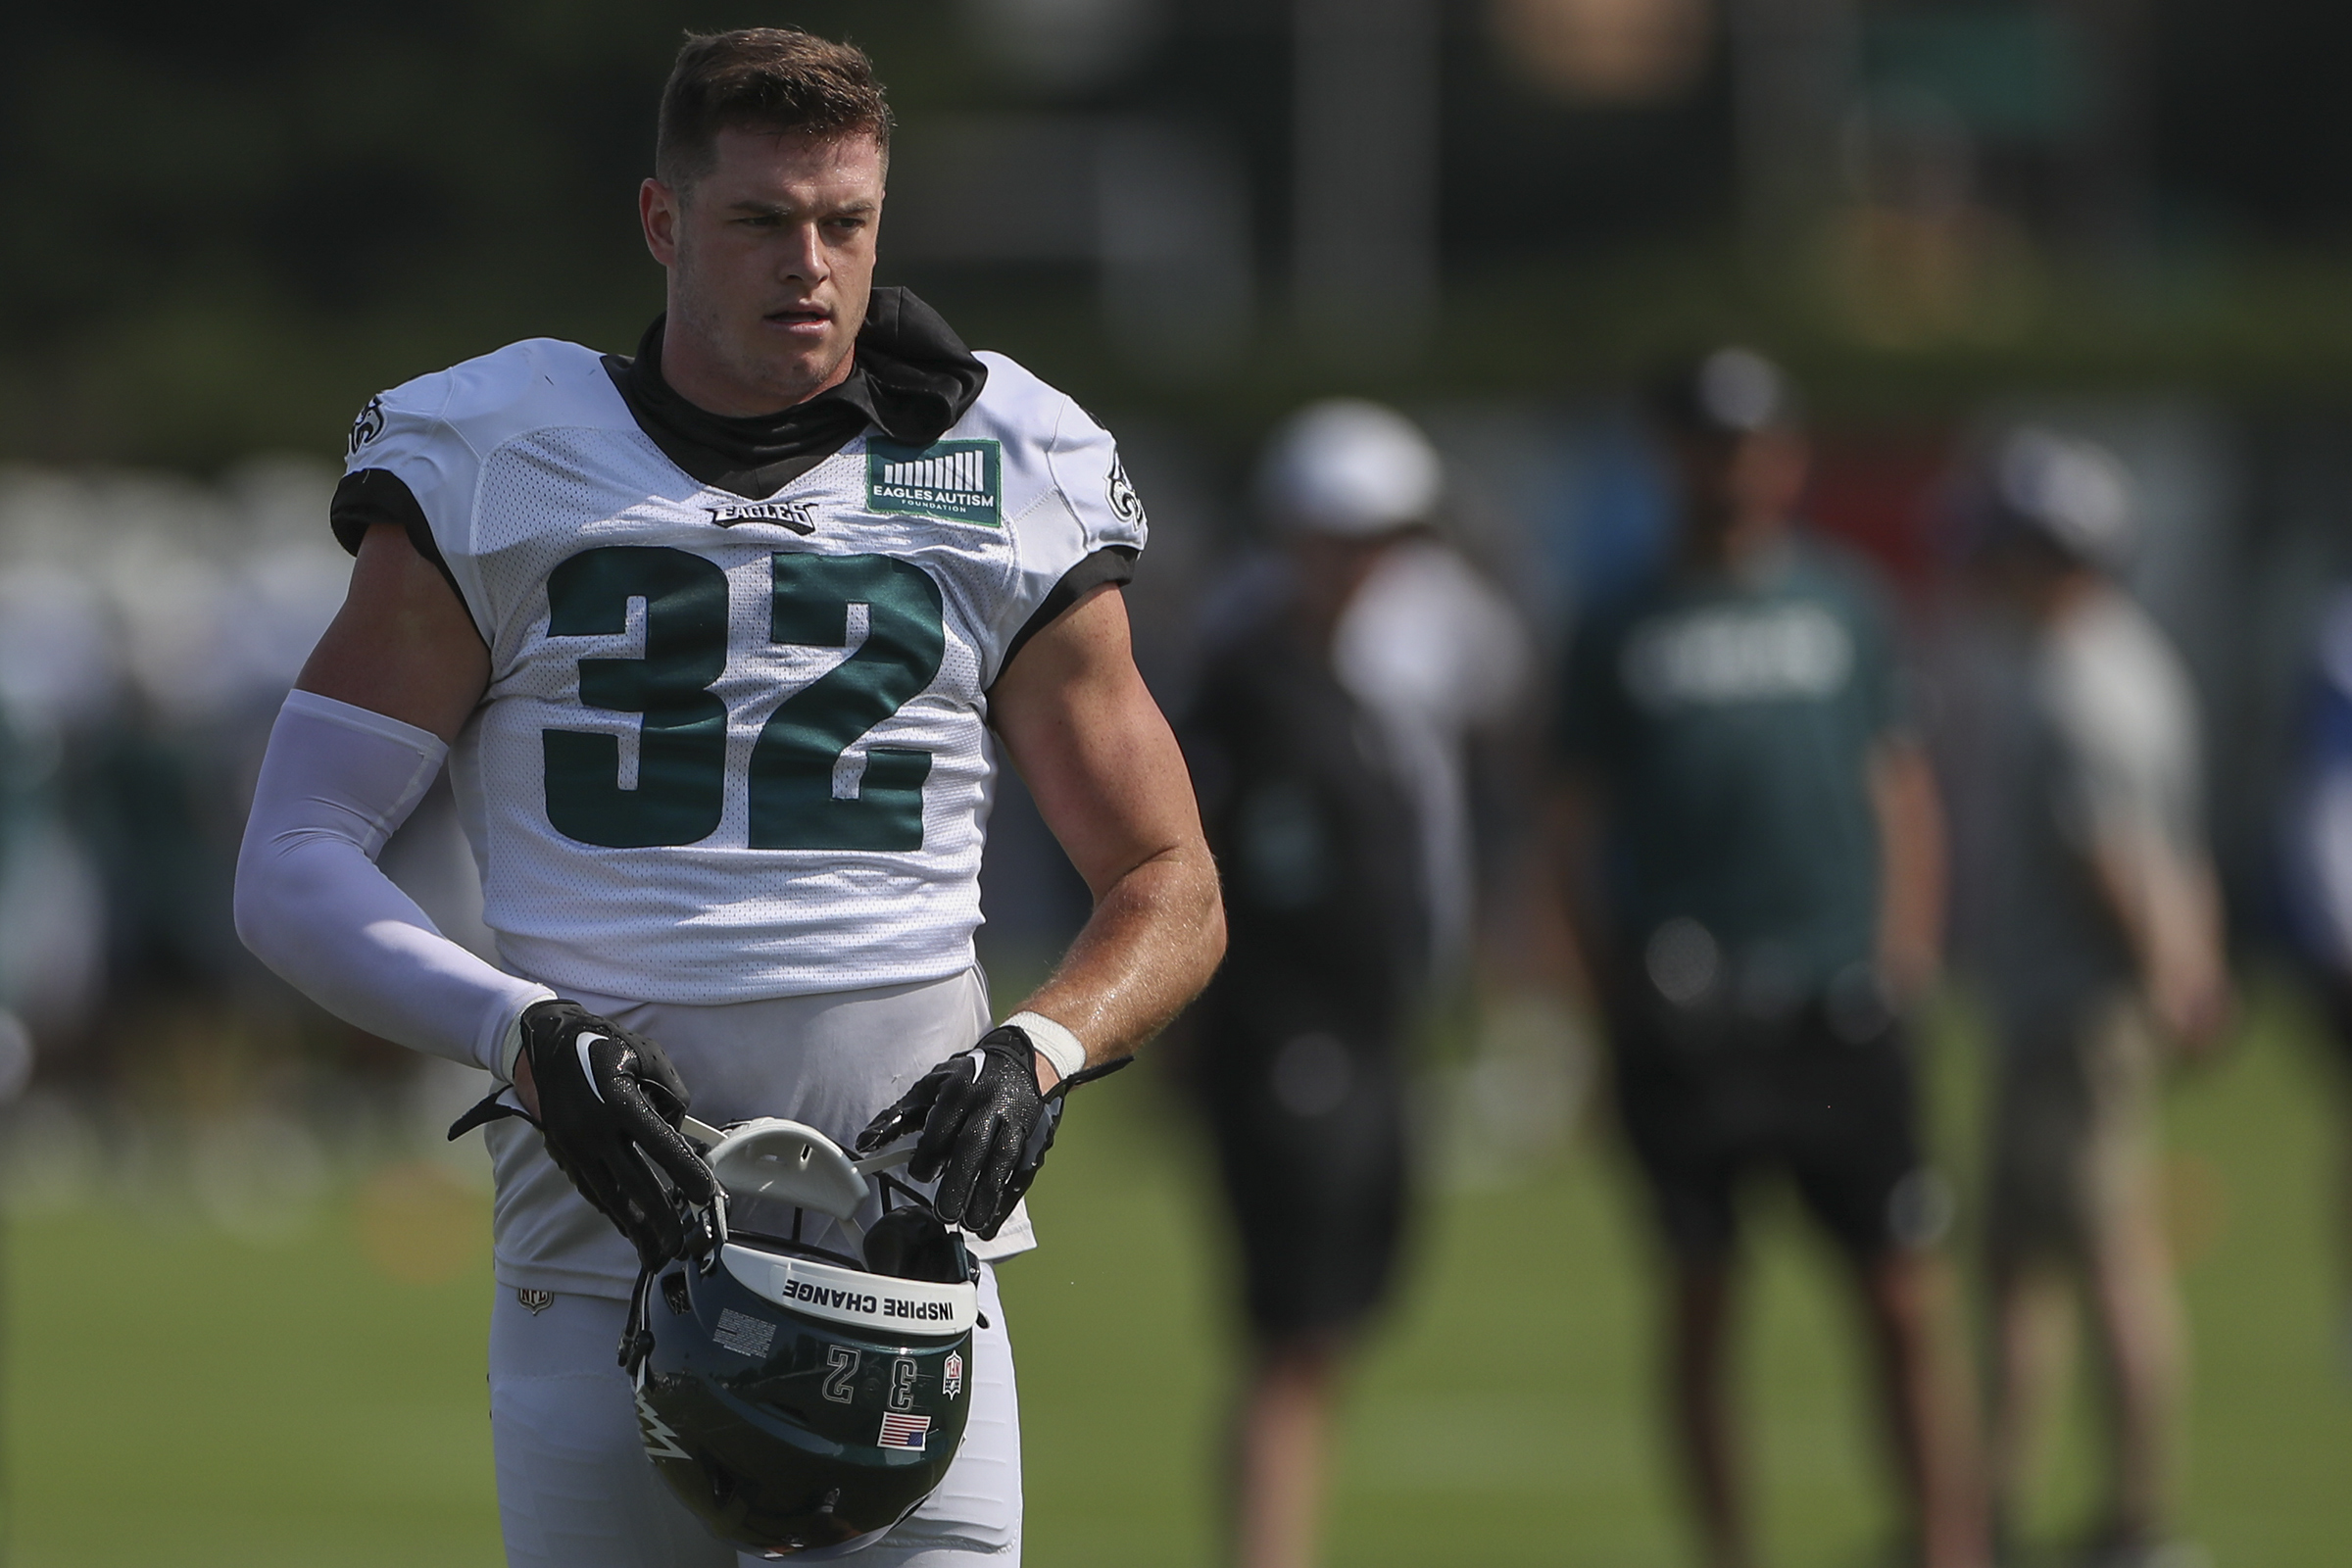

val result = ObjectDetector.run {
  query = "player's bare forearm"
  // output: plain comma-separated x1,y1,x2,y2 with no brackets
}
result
1016,843,1223,1077
990,585,1226,1080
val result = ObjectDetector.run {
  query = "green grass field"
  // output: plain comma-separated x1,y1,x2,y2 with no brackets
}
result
7,996,2350,1566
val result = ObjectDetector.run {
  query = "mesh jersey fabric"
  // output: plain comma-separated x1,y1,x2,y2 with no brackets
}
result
338,335,1146,1003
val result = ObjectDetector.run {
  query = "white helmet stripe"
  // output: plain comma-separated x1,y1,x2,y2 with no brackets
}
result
720,1244,979,1337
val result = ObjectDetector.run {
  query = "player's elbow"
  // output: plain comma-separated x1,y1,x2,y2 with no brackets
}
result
1181,846,1228,994
230,839,286,967
231,828,318,972
1198,901,1228,996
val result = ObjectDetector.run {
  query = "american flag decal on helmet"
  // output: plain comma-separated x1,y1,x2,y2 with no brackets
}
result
877,1411,932,1449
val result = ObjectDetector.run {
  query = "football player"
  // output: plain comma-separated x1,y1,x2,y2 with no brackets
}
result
233,27,1223,1567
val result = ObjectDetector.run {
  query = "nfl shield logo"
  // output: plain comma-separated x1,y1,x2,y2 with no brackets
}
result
943,1351,964,1398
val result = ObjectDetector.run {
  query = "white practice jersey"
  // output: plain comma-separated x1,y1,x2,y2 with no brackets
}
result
341,337,1146,1003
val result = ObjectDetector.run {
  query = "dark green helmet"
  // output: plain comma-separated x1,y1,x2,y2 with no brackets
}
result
623,1119,979,1558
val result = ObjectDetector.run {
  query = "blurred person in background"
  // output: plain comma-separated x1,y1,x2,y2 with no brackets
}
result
2282,584,2352,1370
0,472,351,1098
1968,429,2228,1568
1550,350,1981,1568
1178,401,1527,1568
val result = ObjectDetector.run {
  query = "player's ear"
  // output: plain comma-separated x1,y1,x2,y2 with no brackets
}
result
641,177,682,267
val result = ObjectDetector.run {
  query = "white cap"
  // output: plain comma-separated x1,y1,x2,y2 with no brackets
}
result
1656,347,1801,435
1991,426,2133,566
1257,399,1443,538
1693,348,1790,433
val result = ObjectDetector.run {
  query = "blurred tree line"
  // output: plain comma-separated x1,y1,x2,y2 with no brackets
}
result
9,0,2352,470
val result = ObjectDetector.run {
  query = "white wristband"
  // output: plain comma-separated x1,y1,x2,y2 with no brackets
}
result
1004,1010,1087,1082
495,991,559,1084
498,1011,527,1083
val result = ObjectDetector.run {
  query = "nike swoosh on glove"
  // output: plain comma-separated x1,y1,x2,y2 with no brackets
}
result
509,1000,716,1269
857,1026,1130,1241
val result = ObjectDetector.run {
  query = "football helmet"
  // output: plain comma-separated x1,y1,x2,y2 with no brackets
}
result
622,1117,980,1558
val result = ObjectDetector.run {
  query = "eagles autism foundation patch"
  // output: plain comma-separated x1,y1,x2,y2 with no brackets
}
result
866,439,1002,526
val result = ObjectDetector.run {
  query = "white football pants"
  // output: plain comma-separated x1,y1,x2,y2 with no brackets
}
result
487,1266,1021,1566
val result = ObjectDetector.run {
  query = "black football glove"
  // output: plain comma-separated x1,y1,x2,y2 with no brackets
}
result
855,1025,1128,1240
450,1000,716,1269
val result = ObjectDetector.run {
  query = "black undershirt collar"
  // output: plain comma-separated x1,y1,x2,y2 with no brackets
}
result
602,286,988,502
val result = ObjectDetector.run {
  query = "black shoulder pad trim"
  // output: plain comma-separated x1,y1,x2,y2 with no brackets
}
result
330,468,465,604
993,546,1139,689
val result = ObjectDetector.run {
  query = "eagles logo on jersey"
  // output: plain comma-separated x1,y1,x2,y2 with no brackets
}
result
347,396,386,457
330,334,1147,1008
1106,456,1147,531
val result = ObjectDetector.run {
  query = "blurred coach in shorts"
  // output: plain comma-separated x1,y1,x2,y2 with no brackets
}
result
1968,429,2228,1568
1180,401,1526,1568
1550,350,1984,1568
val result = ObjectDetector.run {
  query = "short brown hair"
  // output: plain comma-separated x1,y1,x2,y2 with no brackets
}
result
655,27,894,190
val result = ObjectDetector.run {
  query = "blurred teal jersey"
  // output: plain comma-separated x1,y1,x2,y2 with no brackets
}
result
1556,535,1906,992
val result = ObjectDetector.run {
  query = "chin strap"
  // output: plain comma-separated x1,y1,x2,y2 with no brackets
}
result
1020,1054,1135,1165
620,1263,657,1380
1050,1054,1135,1097
447,1084,536,1140
454,1085,728,1262
669,1116,730,1263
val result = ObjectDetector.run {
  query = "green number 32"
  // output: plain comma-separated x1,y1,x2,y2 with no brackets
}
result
540,546,946,852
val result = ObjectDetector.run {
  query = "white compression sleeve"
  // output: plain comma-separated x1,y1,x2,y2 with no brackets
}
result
234,690,556,1074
